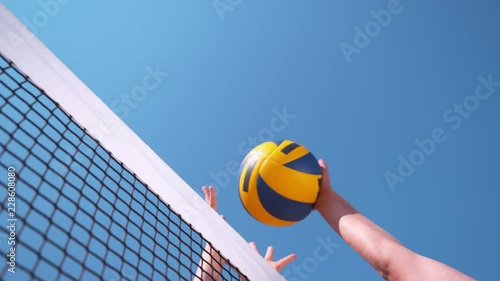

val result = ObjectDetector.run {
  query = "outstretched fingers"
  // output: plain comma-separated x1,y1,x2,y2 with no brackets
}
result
249,242,296,273
264,246,274,261
209,186,217,210
201,186,217,211
274,254,297,272
249,242,259,254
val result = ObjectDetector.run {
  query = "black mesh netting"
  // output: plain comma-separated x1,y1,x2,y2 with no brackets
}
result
0,52,246,281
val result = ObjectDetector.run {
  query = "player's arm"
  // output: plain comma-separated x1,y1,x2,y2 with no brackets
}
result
194,186,227,281
195,242,227,281
314,160,475,281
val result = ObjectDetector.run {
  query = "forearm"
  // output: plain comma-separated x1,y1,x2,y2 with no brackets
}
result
195,244,226,281
315,188,402,276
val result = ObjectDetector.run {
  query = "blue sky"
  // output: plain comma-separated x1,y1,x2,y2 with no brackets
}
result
3,0,499,280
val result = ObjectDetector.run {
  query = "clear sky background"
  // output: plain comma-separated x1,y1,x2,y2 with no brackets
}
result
3,0,499,280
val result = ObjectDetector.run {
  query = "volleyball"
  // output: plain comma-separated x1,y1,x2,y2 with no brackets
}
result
238,140,322,226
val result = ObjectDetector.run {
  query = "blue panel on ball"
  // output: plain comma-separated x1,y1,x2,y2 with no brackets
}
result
280,142,300,155
284,152,321,175
257,175,313,222
241,157,258,193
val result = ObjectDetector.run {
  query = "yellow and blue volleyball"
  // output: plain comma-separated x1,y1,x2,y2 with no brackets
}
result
238,140,322,226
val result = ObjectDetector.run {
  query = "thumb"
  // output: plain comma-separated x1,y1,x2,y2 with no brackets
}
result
274,254,297,272
318,159,330,186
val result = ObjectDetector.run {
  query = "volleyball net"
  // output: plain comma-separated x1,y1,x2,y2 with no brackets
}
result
0,4,283,281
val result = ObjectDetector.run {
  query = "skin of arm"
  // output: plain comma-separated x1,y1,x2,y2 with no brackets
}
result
315,159,475,281
195,242,227,281
195,186,227,281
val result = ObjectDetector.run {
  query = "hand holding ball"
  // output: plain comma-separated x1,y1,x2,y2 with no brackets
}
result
238,140,322,226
